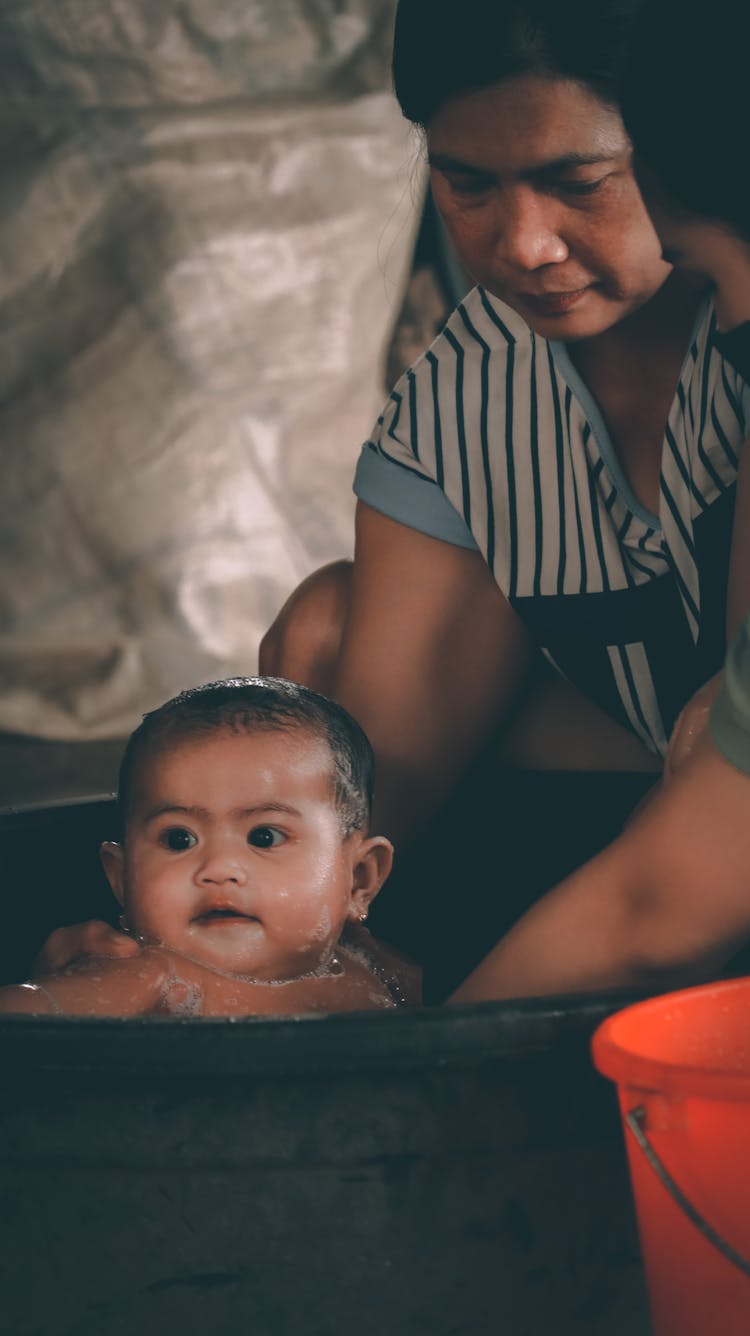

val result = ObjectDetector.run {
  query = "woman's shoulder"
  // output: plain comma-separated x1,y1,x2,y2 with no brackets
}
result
374,285,546,444
417,285,537,367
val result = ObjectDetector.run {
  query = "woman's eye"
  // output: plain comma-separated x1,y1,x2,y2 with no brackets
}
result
161,827,197,852
557,177,607,197
449,177,493,196
248,826,285,849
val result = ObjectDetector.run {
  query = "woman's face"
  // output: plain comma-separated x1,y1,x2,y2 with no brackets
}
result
427,75,672,341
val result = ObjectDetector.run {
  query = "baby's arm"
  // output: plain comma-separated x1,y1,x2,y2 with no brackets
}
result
0,949,182,1017
0,983,61,1015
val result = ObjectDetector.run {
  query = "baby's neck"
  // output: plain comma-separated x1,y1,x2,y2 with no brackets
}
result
137,938,344,988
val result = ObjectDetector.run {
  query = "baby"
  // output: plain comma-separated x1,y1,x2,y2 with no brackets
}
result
0,677,407,1017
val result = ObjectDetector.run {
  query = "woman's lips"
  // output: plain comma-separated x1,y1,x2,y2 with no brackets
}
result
517,286,592,315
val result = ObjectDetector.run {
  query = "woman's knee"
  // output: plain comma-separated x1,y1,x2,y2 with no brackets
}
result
259,560,352,693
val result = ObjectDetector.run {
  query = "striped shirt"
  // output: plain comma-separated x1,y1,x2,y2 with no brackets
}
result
354,286,750,756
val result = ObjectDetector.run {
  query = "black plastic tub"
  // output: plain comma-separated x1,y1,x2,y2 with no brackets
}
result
0,999,650,1336
0,795,651,1335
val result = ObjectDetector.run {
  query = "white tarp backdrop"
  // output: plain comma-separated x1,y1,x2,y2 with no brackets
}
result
0,1,422,738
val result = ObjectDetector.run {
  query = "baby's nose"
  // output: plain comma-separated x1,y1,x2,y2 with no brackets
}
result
197,845,248,885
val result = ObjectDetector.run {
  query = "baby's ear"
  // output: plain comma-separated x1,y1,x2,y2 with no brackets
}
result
100,841,125,906
348,835,394,922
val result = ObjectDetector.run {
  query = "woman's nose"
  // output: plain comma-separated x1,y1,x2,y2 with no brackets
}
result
495,190,569,271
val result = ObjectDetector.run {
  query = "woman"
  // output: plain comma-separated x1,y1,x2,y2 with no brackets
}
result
449,0,750,1002
259,0,749,988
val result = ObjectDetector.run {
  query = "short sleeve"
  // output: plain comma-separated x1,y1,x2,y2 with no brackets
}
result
353,442,479,549
710,613,750,774
353,286,530,562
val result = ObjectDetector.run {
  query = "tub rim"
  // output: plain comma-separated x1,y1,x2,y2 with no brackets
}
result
0,990,644,1078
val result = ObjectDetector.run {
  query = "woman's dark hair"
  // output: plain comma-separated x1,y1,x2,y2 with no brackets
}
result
621,0,750,238
118,676,374,837
392,0,645,128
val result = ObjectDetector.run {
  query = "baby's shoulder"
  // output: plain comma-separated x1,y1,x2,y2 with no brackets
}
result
115,945,207,1017
333,947,397,1011
129,949,398,1018
198,952,395,1017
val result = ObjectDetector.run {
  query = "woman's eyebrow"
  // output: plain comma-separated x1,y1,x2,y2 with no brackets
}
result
426,152,494,173
427,149,618,177
530,152,618,177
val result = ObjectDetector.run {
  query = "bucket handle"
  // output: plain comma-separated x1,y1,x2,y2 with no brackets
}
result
626,1106,750,1279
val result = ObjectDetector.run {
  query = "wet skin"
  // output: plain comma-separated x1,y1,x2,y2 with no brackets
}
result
102,728,389,983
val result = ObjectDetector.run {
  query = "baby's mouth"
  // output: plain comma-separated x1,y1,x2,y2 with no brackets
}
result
192,906,259,926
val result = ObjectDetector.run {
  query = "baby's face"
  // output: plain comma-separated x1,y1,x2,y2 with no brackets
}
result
112,727,364,981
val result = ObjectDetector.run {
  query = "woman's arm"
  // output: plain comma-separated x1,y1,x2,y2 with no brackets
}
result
449,732,750,1003
32,921,141,976
331,501,534,843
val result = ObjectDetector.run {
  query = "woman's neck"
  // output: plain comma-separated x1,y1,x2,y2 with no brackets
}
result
564,271,707,516
570,269,705,363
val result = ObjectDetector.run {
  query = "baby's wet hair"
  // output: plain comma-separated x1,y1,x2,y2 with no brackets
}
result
117,676,374,837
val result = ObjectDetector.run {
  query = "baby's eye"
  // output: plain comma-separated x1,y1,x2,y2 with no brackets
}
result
247,825,286,849
160,827,197,852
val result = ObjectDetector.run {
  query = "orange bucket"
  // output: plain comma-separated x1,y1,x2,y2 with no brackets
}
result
592,978,750,1336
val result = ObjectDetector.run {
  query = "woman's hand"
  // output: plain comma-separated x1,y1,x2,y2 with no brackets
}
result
32,920,141,975
664,671,723,783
